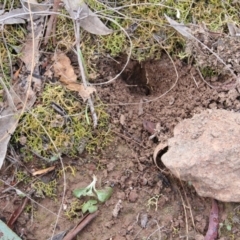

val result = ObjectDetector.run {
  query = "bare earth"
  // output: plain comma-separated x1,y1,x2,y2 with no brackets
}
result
1,54,240,240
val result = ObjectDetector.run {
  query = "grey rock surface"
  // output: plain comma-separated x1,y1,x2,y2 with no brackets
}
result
162,109,240,202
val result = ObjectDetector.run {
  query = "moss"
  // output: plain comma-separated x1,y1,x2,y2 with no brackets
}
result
79,0,239,63
12,83,112,160
65,199,82,219
146,194,161,211
57,165,76,177
32,179,57,198
15,170,30,184
200,66,217,78
1,0,239,65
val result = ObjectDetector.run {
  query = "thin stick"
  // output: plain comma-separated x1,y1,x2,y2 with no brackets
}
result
72,12,98,128
7,197,29,229
44,0,61,45
177,187,189,240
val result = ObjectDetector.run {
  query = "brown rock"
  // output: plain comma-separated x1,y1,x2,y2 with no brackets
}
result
162,109,240,202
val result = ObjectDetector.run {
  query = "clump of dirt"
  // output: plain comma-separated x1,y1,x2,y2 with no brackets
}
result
1,54,240,239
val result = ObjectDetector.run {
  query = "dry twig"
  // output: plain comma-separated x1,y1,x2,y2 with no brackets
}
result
73,9,98,128
44,0,61,45
63,211,99,240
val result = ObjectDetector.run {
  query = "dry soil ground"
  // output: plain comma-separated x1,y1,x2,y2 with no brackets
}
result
1,54,240,240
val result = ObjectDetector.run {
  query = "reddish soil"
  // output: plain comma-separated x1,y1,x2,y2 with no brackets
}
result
1,54,240,240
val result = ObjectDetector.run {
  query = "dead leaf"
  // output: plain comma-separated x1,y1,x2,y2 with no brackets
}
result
63,0,113,35
227,22,240,37
165,14,193,40
53,53,77,83
112,200,122,218
21,17,44,70
0,13,44,169
0,1,50,25
0,108,19,169
49,231,68,240
53,52,96,101
0,8,28,24
66,83,96,102
21,0,50,13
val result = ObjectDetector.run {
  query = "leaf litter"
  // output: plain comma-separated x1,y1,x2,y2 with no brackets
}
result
0,7,45,169
0,0,113,168
52,52,97,102
0,1,115,237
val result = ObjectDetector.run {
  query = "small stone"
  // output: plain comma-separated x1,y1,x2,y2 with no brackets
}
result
127,225,133,232
105,220,115,228
195,234,204,240
107,162,115,172
120,114,125,125
112,200,123,218
19,135,27,145
129,190,138,203
195,214,203,222
117,191,126,200
138,164,144,172
139,213,148,228
140,177,148,186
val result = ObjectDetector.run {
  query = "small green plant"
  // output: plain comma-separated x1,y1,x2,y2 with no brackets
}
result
200,66,217,78
82,199,98,214
73,175,113,213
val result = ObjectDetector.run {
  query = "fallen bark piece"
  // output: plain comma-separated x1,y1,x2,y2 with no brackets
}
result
204,199,219,240
160,109,240,202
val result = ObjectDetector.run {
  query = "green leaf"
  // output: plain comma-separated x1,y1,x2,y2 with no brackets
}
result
88,205,98,213
73,187,94,198
82,199,98,214
73,175,98,199
95,187,113,202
